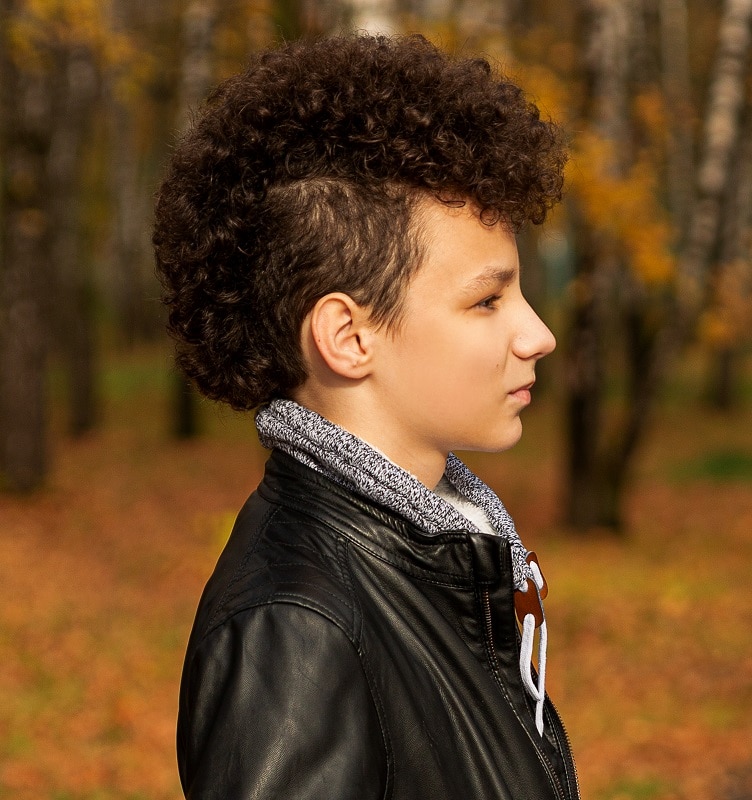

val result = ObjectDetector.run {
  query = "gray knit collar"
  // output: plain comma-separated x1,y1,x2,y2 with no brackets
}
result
255,399,533,590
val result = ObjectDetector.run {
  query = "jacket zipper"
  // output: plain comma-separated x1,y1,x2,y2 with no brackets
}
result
481,589,580,800
548,690,581,800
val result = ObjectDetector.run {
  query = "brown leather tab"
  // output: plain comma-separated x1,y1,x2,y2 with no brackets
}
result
515,579,544,627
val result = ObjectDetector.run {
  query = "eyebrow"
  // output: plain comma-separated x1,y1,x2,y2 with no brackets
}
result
463,266,517,292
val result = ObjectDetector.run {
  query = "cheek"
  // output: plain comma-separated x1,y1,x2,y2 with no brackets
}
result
462,333,507,374
398,322,448,369
400,334,463,399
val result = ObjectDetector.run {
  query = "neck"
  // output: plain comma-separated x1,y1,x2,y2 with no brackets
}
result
291,387,446,488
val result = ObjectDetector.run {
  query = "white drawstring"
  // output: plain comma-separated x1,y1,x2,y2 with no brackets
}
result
529,559,544,593
518,562,547,736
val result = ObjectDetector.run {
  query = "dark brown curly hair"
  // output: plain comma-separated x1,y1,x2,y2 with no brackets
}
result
153,34,566,411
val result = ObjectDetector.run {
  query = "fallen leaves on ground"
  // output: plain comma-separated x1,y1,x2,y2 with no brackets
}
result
1,377,750,800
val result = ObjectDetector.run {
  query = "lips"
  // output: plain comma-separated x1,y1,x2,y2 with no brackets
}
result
509,381,535,404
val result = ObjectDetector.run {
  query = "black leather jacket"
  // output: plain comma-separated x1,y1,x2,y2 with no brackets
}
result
178,450,579,800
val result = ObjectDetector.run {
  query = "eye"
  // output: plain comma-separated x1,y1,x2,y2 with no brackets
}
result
476,294,501,310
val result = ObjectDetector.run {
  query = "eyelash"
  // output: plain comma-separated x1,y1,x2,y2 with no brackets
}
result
477,294,501,310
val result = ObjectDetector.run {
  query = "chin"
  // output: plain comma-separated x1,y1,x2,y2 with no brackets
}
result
462,423,523,455
491,421,524,452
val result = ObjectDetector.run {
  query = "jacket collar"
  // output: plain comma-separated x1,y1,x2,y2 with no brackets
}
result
259,449,511,588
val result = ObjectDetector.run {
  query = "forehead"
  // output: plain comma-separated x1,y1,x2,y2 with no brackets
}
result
410,198,518,290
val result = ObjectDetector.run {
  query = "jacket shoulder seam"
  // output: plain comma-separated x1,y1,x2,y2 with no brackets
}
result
202,592,355,647
190,599,393,797
206,504,279,631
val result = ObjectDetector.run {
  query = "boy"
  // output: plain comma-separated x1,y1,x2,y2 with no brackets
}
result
154,34,577,800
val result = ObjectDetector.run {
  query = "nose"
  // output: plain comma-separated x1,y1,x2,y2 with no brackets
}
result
513,300,556,360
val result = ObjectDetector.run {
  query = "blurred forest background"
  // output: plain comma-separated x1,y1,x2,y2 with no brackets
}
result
1,0,751,799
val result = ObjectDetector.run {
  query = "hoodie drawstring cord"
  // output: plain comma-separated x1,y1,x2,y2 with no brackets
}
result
518,560,547,736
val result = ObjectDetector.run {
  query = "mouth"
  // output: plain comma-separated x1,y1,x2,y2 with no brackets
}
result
509,381,535,405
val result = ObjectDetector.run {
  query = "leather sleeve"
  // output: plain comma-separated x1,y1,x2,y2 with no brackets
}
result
179,602,389,800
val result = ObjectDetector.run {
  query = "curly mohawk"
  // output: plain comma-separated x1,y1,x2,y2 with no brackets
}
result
153,34,566,410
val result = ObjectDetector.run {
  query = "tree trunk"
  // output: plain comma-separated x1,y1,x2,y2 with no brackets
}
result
675,0,752,322
167,0,221,440
564,209,614,528
564,0,638,531
567,457,625,532
627,0,752,429
564,0,752,531
272,0,305,38
0,6,52,491
47,44,100,436
108,97,154,346
346,0,398,33
707,347,737,410
660,0,694,239
705,100,752,410
271,0,347,37
107,0,161,347
172,371,201,439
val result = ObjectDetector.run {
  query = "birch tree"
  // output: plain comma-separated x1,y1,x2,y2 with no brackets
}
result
561,0,752,530
634,0,752,411
348,0,399,32
675,0,752,325
704,98,752,409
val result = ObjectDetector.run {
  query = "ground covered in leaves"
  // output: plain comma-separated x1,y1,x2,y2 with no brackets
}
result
1,349,751,800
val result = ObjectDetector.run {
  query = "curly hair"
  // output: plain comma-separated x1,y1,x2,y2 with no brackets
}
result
153,34,566,411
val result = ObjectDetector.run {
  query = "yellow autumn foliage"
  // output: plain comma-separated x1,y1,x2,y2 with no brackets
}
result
567,129,676,286
504,57,673,291
514,62,570,123
497,48,679,291
700,258,752,347
632,87,668,141
5,0,134,65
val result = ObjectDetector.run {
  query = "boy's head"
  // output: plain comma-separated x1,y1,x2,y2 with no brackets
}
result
153,34,566,412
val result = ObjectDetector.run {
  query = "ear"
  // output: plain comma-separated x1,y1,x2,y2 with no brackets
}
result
306,292,374,380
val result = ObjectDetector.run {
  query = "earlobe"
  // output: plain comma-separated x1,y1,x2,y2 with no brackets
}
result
307,293,374,380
